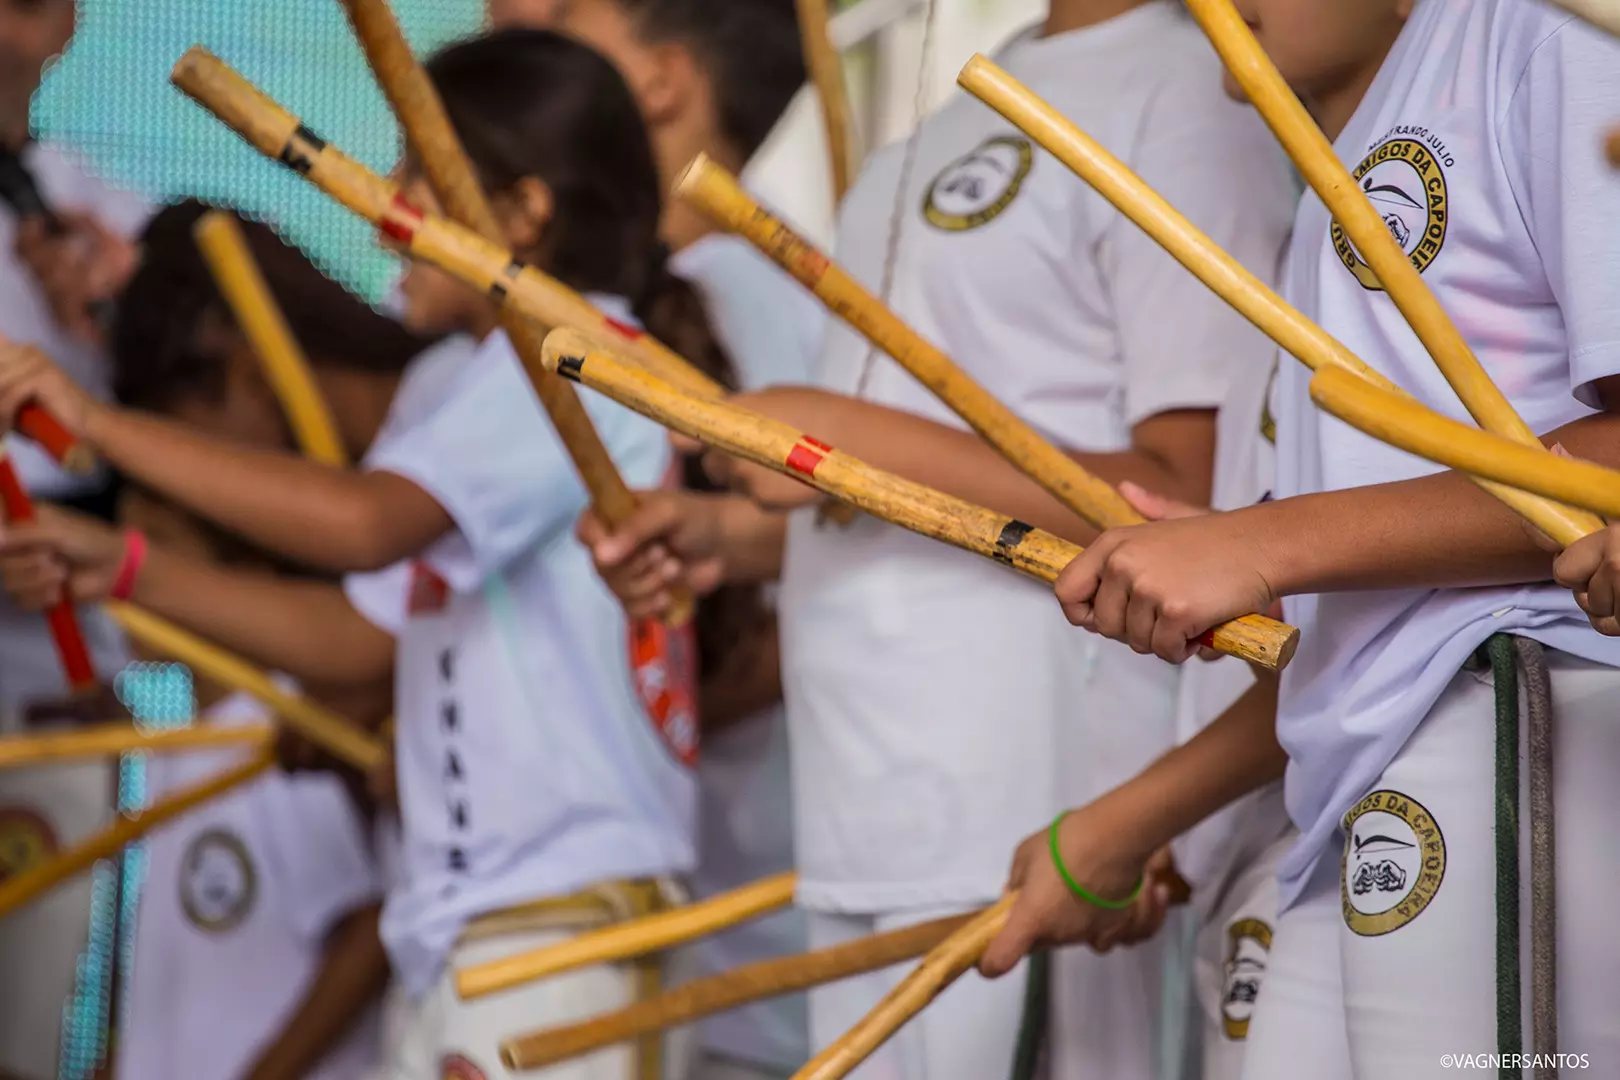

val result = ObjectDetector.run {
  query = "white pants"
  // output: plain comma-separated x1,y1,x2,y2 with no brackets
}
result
1194,829,1294,1080
377,927,698,1080
1245,650,1620,1079
805,907,1028,1080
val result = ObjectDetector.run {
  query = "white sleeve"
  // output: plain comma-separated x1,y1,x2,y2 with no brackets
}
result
1102,71,1297,428
256,773,381,944
1499,18,1620,408
362,334,671,592
344,560,413,636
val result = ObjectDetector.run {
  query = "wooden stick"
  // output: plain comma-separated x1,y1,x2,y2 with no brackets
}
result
796,0,856,202
0,749,273,919
676,154,1158,533
0,449,96,690
170,47,720,403
958,55,1598,550
1542,0,1620,38
1310,365,1620,520
16,405,93,474
0,721,273,771
500,912,975,1071
1607,127,1620,169
194,211,349,466
795,895,1015,1080
543,329,1299,670
458,870,796,1000
1182,0,1606,541
105,602,384,771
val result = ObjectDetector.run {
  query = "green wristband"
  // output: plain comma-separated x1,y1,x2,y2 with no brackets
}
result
1048,814,1144,911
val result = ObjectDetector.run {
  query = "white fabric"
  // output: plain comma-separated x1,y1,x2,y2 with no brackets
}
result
1271,0,1620,909
1335,653,1620,1076
376,925,697,1080
1169,364,1281,901
780,0,1293,911
0,142,148,498
1048,926,1165,1080
1235,860,1351,1080
115,691,382,1080
1194,826,1293,1080
344,301,695,997
803,908,1026,1080
670,216,818,1073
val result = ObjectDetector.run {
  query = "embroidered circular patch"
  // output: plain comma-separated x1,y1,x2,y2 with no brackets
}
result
1331,136,1450,291
0,805,59,883
1341,789,1446,936
923,135,1034,232
179,827,258,933
1220,917,1272,1040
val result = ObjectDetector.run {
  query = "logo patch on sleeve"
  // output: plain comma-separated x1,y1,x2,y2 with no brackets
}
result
923,135,1034,232
180,828,258,933
0,806,59,882
1221,917,1273,1039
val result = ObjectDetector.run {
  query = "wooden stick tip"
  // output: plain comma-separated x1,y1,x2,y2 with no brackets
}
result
169,44,217,84
61,445,97,476
673,152,718,199
956,52,996,86
1274,626,1300,670
498,1044,522,1071
539,327,595,377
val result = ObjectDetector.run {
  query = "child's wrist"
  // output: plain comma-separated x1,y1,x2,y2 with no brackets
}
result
109,529,148,601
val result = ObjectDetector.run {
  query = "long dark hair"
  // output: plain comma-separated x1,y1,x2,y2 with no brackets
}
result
111,199,438,412
428,29,762,686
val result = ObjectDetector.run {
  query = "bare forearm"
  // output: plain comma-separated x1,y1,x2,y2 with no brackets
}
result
700,618,782,732
802,396,1207,544
134,548,395,684
84,407,444,571
717,498,787,584
243,905,389,1080
1083,675,1283,867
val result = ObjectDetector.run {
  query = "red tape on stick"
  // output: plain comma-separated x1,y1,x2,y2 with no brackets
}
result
16,405,91,473
785,436,833,478
380,193,426,245
0,456,97,690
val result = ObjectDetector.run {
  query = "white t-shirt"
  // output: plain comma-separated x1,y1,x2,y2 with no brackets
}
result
671,230,821,1070
1168,361,1286,905
116,691,381,1080
344,300,697,997
1271,0,1620,910
779,1,1295,910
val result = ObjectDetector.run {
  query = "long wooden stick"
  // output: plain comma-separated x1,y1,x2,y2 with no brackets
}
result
458,870,796,1000
795,895,1014,1080
1183,0,1606,539
105,602,384,771
0,749,273,919
0,448,96,690
0,721,272,771
193,211,349,466
500,912,975,1071
1310,365,1620,520
796,0,856,202
676,154,1168,533
958,55,1598,549
170,47,719,403
543,328,1299,670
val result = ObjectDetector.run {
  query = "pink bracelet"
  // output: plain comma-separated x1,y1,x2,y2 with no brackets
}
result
109,529,148,601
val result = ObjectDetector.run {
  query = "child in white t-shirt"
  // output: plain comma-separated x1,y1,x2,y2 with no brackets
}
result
1049,0,1620,1072
0,31,733,1080
579,3,1293,1076
112,485,386,1080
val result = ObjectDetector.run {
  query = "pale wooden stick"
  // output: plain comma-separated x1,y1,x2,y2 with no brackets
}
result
795,895,1015,1080
500,912,975,1071
542,328,1299,670
958,55,1597,550
1311,365,1620,520
194,211,348,466
170,47,719,402
0,721,272,771
458,871,796,1000
796,0,857,201
106,602,384,771
1183,0,1606,539
1542,0,1620,37
0,750,273,919
675,154,1158,533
